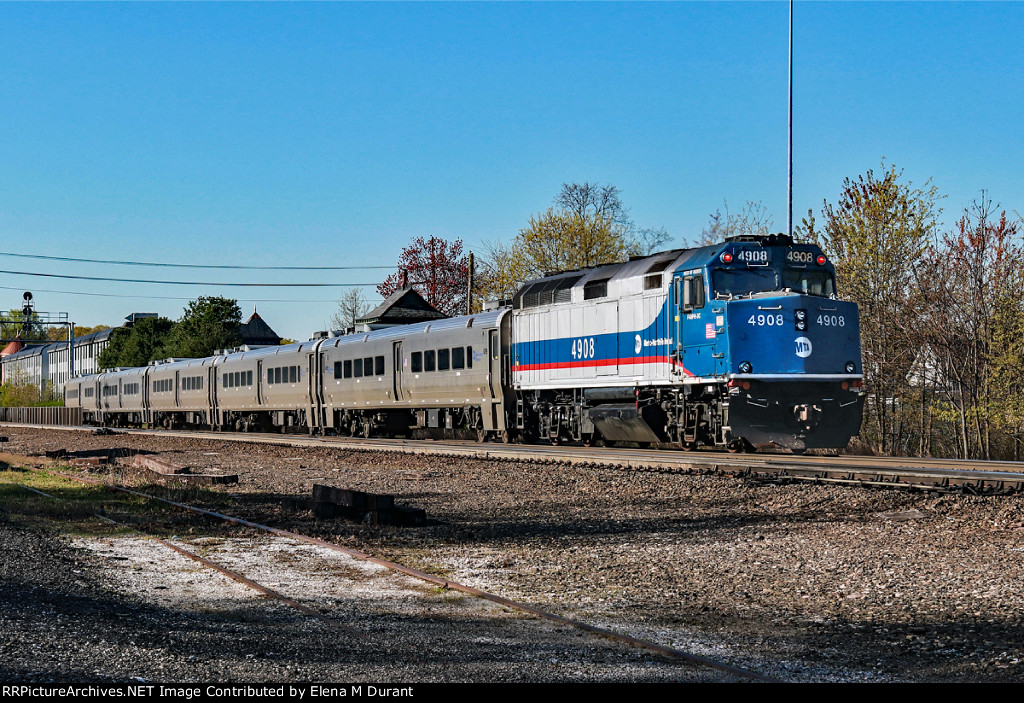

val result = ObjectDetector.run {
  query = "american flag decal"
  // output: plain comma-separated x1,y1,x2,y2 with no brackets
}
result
705,323,715,339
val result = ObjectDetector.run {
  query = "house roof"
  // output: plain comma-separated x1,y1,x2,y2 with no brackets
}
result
358,286,446,325
240,310,281,346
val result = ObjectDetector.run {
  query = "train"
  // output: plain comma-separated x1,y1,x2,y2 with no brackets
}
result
65,234,864,453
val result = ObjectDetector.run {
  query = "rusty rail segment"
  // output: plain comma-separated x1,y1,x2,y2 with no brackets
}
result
5,420,1024,494
3,480,376,639
36,468,775,682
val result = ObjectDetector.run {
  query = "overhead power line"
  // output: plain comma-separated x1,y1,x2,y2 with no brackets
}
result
0,251,394,270
0,285,358,304
0,269,378,287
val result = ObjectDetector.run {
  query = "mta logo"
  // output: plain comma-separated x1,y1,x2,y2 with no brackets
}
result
795,337,813,358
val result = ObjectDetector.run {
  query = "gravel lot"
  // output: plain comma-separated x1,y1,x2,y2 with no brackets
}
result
2,425,1023,683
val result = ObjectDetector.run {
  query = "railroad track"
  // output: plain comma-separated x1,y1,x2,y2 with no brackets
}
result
1,464,776,683
5,421,1024,494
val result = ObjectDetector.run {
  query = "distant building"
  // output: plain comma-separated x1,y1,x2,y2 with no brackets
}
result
310,286,446,341
240,309,282,346
2,313,156,393
355,286,446,331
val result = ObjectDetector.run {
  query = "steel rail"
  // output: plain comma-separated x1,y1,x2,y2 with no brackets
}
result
2,479,372,638
8,421,1024,493
30,467,776,682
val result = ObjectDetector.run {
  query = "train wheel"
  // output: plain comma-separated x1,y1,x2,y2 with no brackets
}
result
681,441,697,452
362,423,373,438
476,427,488,443
498,429,511,444
727,438,753,453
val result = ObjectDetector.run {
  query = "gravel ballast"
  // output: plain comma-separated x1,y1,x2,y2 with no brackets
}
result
1,425,1022,683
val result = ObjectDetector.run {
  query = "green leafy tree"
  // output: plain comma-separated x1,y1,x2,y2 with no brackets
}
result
803,162,943,454
161,297,242,359
0,309,47,342
97,317,175,369
0,368,61,407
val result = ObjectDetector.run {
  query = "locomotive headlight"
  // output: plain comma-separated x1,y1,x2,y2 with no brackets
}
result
795,309,808,331
738,361,753,374
845,361,856,373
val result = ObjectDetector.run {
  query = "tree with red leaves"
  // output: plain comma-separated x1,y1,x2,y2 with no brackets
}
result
377,236,469,317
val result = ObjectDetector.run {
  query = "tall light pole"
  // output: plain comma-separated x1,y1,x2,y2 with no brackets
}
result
788,0,794,238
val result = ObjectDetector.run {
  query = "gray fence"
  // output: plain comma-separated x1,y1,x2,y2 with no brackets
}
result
0,407,82,426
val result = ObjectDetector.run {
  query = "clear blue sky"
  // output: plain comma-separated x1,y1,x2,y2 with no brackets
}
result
1,2,1021,341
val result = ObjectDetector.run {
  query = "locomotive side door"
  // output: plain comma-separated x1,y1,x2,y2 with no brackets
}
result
678,269,715,378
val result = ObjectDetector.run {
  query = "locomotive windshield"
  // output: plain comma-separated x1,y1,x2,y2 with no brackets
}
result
712,265,835,299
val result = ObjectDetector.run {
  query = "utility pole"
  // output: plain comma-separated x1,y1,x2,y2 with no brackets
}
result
466,252,474,315
788,0,794,238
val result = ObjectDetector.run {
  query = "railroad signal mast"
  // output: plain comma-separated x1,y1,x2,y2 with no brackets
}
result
0,291,76,378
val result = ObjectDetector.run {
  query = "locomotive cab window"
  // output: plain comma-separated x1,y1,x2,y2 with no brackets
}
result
782,269,835,297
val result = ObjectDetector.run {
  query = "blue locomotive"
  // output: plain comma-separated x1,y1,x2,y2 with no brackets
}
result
67,234,862,453
509,233,864,451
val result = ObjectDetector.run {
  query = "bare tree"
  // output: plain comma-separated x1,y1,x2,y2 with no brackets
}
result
330,288,371,331
633,226,673,255
695,199,775,246
555,182,631,227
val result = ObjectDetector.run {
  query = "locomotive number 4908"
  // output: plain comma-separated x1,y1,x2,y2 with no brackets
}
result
571,337,596,359
748,314,784,326
817,314,846,327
